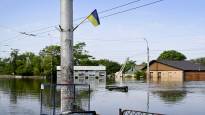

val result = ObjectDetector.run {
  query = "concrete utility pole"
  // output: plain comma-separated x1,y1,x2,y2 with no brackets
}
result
143,38,150,82
60,0,74,113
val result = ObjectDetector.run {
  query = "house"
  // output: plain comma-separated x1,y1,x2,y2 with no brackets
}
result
57,66,106,88
148,60,205,81
124,64,145,77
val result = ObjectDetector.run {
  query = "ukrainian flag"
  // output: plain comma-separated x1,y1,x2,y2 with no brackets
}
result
87,9,100,27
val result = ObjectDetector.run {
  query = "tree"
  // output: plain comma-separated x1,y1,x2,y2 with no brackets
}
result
134,71,146,80
123,59,136,73
39,45,60,77
73,42,94,65
10,49,19,75
157,50,186,61
191,57,205,66
97,59,121,75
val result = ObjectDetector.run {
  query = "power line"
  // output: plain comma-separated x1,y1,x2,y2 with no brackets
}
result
73,0,165,27
74,0,142,21
100,0,164,19
0,0,165,47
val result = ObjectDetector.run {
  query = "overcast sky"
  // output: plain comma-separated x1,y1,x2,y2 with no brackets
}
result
0,0,205,64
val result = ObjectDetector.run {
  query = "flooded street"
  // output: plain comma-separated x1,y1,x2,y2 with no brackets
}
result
0,78,205,115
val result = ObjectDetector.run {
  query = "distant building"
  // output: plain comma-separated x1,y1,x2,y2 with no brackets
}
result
148,60,205,81
57,66,106,88
124,64,145,77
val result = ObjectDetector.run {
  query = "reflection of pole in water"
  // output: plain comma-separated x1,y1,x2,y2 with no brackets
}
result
146,89,150,114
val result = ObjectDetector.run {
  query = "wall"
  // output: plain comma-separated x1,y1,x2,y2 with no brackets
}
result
185,72,205,81
57,70,106,89
150,62,183,82
150,71,184,82
150,62,181,71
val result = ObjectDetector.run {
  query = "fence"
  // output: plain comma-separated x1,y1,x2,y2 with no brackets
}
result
119,109,165,115
40,83,91,115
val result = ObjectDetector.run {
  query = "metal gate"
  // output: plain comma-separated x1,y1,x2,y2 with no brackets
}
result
119,109,165,115
40,83,91,115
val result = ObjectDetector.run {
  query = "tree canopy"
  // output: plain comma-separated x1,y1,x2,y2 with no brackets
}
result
0,42,121,77
157,50,187,61
191,57,205,66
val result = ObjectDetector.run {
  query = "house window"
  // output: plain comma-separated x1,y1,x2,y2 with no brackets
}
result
168,72,172,77
75,76,78,79
85,76,88,79
150,72,153,80
99,72,105,76
150,72,153,77
96,76,99,79
158,72,161,80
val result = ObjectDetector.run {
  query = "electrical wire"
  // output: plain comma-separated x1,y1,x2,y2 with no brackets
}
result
100,0,164,19
74,0,143,21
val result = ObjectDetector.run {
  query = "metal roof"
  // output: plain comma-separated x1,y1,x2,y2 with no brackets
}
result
150,60,205,71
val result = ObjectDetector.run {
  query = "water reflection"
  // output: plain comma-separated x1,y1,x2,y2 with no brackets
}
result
0,78,43,115
152,90,187,104
150,82,186,104
0,78,205,115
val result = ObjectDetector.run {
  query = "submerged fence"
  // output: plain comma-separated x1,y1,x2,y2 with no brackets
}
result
119,109,165,115
40,83,91,115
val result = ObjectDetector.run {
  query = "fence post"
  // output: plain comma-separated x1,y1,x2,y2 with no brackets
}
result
40,84,44,114
119,108,122,115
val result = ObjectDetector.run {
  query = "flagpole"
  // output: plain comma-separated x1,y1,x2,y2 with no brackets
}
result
73,17,88,31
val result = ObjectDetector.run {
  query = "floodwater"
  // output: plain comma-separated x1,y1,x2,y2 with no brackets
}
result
0,78,205,115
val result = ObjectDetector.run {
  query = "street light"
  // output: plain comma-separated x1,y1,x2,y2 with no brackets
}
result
136,37,150,113
136,38,150,81
143,38,150,82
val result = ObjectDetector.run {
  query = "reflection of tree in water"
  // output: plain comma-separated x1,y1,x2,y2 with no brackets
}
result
152,90,187,104
0,78,43,104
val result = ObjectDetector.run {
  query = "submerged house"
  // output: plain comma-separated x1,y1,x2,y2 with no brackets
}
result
124,64,145,77
149,60,205,81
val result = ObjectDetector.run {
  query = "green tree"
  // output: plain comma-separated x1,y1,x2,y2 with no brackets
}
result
123,59,136,73
73,42,94,65
10,49,19,75
134,71,146,80
157,50,186,61
15,52,35,76
191,57,205,66
97,59,121,75
39,45,60,77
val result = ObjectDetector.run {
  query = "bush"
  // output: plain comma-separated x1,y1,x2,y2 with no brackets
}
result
134,71,146,80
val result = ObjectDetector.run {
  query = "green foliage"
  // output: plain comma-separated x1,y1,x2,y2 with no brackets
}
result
191,57,205,66
0,42,121,77
96,59,121,75
73,42,94,65
157,50,186,61
134,71,146,80
123,59,136,73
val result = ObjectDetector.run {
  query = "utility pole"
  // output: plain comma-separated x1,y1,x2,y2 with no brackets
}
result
143,38,150,114
60,0,74,114
143,38,150,82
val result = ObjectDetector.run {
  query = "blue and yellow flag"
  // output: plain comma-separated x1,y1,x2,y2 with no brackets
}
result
87,9,100,27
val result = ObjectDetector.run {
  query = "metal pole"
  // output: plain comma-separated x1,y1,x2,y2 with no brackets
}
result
60,0,74,113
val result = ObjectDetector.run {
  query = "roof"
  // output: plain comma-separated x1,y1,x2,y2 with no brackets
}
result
150,60,205,71
57,66,106,71
125,65,145,74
